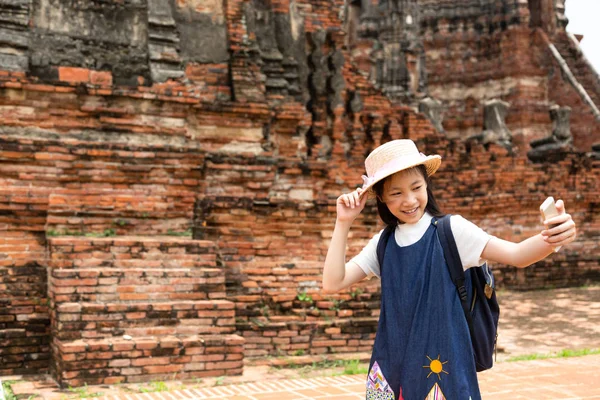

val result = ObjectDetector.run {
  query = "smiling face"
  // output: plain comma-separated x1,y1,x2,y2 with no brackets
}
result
380,167,428,225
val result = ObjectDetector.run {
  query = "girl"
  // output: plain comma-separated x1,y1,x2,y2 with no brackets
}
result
322,139,577,400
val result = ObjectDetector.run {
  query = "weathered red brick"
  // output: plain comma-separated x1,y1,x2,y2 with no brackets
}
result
58,67,90,84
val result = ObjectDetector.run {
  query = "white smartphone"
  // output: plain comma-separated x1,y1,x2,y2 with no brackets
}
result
540,196,561,252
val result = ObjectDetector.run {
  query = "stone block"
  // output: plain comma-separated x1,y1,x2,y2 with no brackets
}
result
52,334,245,386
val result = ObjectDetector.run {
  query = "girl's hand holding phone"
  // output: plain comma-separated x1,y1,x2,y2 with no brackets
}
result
540,198,577,250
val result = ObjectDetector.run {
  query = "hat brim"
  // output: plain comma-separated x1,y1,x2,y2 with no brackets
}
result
358,155,442,198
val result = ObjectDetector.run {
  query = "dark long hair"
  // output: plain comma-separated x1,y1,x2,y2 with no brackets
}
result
373,165,444,227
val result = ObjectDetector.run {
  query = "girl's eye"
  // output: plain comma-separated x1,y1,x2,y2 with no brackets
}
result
413,186,422,191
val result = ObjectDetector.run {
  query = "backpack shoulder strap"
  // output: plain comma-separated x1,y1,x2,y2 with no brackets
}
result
376,224,396,274
436,215,474,330
436,215,466,299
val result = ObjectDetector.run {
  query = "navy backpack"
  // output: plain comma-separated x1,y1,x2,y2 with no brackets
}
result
376,215,500,372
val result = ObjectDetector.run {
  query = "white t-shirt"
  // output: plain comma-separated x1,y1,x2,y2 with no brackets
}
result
349,212,491,278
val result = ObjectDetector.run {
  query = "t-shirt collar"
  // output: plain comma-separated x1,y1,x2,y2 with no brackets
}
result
397,211,433,235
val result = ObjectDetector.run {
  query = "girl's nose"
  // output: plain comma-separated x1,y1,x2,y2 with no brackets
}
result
400,193,414,205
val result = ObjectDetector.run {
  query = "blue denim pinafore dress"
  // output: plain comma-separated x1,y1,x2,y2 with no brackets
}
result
365,221,481,400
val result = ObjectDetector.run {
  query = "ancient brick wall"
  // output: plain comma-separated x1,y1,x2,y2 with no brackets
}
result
193,134,599,358
0,0,598,382
419,0,599,152
544,30,600,151
0,187,51,376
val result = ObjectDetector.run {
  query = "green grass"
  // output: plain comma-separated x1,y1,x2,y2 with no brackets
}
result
166,229,193,237
213,377,225,387
1,381,41,400
139,381,169,393
506,348,600,362
66,384,103,399
85,229,117,237
338,359,369,376
46,229,117,237
1,380,17,400
271,358,369,378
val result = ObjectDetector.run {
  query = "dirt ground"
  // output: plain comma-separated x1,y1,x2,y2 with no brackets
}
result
495,285,600,360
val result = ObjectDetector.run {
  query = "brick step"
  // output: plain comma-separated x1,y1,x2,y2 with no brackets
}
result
47,189,194,236
0,264,48,298
0,132,205,191
0,186,53,232
237,316,379,358
47,236,217,270
0,297,50,339
48,267,226,303
51,333,245,387
0,308,50,329
53,300,236,341
0,234,47,269
0,328,51,375
0,328,49,345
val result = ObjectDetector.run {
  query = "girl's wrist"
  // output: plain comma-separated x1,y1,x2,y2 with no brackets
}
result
335,218,354,230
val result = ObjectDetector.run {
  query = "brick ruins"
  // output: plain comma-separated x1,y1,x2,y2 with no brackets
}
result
0,0,598,387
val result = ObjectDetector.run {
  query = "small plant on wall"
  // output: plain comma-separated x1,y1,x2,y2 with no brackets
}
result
350,287,364,299
329,298,345,311
297,291,314,306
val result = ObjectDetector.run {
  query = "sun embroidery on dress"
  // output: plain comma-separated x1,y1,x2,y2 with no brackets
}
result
422,355,449,380
424,382,447,400
366,361,395,400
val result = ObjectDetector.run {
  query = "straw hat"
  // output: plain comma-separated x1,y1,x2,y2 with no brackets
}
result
359,140,442,197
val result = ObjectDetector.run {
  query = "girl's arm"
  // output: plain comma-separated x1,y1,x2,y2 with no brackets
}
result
322,188,369,293
481,199,577,268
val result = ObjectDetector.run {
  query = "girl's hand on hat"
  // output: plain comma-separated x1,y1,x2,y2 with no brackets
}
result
336,188,368,223
541,199,577,247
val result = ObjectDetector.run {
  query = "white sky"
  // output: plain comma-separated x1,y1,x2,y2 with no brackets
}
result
564,0,600,73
